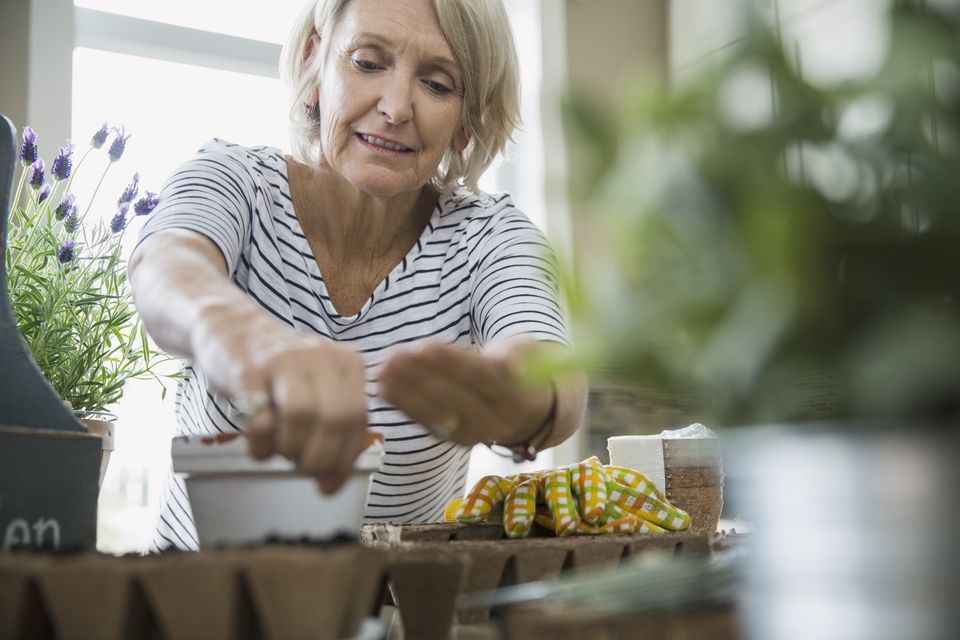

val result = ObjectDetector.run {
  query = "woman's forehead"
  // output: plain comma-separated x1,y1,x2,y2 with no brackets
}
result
335,0,455,61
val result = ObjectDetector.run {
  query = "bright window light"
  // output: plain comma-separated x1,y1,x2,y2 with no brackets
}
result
72,47,289,552
71,47,288,230
74,0,308,43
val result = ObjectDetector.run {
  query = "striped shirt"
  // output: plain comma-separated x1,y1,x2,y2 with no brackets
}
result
136,139,568,551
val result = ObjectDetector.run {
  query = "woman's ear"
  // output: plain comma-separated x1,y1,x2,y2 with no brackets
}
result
452,128,470,154
304,33,322,108
306,86,320,110
304,32,321,67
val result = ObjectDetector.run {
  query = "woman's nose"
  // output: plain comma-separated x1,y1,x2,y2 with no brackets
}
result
377,75,414,125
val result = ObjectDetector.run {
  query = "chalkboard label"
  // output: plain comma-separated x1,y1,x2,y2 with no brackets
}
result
0,426,100,551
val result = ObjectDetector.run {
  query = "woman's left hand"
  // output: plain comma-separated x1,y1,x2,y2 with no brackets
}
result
377,338,555,447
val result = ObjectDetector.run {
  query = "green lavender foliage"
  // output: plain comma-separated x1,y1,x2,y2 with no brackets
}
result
6,132,169,417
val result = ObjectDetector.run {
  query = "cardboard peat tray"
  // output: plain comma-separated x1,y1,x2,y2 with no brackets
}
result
499,602,742,640
363,522,715,554
362,523,729,626
0,545,387,640
0,531,738,640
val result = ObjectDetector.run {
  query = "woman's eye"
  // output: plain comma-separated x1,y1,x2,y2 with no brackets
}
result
424,79,452,95
353,58,381,72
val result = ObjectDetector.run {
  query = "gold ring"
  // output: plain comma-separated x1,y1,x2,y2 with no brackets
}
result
432,414,460,440
228,391,271,422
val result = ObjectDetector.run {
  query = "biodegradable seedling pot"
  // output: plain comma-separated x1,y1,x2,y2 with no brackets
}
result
451,543,514,624
559,538,630,573
137,552,253,640
36,556,154,640
387,549,470,640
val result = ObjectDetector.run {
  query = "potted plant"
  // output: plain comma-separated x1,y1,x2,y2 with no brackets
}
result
6,122,169,485
565,2,960,425
563,2,960,637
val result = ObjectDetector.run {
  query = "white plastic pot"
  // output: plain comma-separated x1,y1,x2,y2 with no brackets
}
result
172,436,384,548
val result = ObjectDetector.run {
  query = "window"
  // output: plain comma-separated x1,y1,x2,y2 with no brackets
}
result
65,1,557,552
70,1,306,552
75,0,304,44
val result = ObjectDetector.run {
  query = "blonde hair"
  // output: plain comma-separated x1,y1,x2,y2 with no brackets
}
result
279,0,521,192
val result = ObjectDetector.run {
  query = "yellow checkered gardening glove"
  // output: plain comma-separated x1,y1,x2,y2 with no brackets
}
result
447,472,540,538
445,457,690,538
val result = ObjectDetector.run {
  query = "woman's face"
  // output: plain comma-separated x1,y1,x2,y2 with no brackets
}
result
310,0,468,197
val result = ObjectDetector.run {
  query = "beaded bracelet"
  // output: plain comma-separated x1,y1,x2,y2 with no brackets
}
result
487,380,558,463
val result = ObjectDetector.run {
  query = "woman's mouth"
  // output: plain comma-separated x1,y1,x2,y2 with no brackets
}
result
356,133,413,155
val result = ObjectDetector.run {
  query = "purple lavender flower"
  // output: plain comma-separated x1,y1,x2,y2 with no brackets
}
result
51,141,74,181
29,159,45,189
19,127,38,166
57,240,78,264
108,127,131,162
63,211,80,234
54,193,76,219
134,191,159,215
38,183,52,204
110,202,130,233
91,122,110,149
117,172,140,206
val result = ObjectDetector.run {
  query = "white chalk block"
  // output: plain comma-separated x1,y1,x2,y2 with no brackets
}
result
607,435,667,495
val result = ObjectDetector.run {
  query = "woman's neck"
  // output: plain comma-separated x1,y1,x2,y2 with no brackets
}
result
288,157,438,264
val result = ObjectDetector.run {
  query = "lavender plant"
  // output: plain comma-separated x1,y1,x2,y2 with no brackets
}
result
6,123,168,417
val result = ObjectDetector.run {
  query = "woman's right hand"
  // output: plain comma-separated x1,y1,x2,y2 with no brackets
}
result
191,303,369,494
130,230,369,494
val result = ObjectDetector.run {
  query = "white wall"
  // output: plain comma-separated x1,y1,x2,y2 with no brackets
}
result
0,0,31,134
670,0,891,88
0,0,74,166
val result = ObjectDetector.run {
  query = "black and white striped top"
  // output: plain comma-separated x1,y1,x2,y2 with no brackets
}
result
136,139,568,551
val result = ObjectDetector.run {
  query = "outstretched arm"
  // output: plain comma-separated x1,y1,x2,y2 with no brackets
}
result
129,229,369,493
378,336,587,451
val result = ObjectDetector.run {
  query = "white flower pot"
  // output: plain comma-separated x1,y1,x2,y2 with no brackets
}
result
80,412,116,490
172,436,384,548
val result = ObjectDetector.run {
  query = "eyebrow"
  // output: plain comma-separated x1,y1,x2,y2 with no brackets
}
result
350,32,460,77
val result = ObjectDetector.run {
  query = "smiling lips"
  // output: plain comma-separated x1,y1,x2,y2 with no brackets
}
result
356,133,414,154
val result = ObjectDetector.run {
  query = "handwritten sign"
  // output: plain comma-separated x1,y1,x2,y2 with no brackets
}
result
1,514,60,551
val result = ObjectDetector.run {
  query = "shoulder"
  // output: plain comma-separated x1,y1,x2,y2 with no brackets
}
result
437,188,536,233
192,138,287,182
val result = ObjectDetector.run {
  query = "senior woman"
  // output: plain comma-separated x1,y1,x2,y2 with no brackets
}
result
130,0,587,551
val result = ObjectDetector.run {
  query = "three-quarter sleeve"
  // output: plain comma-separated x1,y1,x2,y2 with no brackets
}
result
469,204,570,347
133,138,257,275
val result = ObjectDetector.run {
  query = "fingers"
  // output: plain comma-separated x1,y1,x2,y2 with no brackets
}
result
318,474,347,495
540,468,581,536
379,341,551,444
296,410,366,493
412,343,510,407
307,354,369,492
503,478,538,538
201,432,242,445
271,373,317,461
245,407,277,460
570,457,609,525
243,390,366,495
230,341,369,492
379,350,492,445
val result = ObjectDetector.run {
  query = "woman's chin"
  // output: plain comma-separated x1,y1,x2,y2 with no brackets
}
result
346,170,429,199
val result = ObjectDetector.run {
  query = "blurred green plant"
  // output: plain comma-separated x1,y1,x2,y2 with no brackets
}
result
7,123,172,418
564,2,960,425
